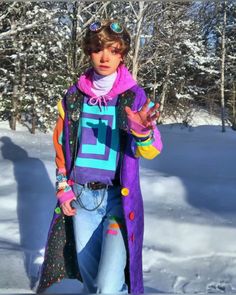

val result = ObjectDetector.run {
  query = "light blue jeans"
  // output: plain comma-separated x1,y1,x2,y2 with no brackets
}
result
72,184,128,294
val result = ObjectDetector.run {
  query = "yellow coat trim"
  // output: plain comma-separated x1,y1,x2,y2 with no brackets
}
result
57,100,65,120
130,128,151,138
135,145,160,160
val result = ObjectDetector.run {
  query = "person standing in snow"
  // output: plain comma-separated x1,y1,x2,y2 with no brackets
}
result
37,19,163,294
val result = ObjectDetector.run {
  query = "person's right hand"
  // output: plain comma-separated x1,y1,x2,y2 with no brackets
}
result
61,198,77,216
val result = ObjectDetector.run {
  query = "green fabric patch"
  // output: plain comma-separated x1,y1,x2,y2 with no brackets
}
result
55,207,61,214
58,132,63,145
109,216,123,222
136,138,154,147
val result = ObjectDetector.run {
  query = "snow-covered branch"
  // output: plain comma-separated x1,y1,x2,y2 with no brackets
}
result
0,22,52,39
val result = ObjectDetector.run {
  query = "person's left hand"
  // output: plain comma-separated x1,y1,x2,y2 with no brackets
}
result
125,98,160,130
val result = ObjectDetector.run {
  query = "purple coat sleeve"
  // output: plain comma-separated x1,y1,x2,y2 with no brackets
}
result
129,85,163,159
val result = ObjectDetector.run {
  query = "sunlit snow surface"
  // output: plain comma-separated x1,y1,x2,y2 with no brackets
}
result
0,119,236,294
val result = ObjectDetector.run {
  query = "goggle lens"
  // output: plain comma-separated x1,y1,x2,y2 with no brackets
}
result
89,21,123,34
110,22,123,33
89,21,102,32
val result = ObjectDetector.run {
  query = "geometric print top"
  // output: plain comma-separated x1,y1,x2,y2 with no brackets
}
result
73,95,120,185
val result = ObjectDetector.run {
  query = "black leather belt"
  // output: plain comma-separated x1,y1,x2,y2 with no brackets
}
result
86,181,108,190
79,178,120,190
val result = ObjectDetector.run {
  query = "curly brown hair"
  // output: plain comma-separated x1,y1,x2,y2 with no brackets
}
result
82,19,131,57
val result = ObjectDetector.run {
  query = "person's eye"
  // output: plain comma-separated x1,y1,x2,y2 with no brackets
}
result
92,47,102,53
111,48,120,55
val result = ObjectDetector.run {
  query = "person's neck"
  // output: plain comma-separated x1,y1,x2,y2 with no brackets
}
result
92,70,117,96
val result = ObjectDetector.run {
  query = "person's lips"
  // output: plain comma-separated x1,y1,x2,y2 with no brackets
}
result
98,65,110,69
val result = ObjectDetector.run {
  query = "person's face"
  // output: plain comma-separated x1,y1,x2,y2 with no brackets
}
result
90,42,123,76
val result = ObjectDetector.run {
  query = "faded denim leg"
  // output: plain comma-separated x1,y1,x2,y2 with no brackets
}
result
96,186,128,293
72,184,128,294
72,184,104,293
96,216,128,293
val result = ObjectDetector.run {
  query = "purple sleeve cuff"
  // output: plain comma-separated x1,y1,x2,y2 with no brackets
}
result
152,127,163,152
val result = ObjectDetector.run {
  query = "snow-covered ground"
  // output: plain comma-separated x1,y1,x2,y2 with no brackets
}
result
0,115,236,294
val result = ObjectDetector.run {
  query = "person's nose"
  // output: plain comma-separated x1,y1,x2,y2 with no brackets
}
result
100,49,109,62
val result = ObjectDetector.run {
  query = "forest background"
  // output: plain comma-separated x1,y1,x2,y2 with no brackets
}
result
0,0,236,134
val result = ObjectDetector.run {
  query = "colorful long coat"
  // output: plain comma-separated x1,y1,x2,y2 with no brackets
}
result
37,77,162,294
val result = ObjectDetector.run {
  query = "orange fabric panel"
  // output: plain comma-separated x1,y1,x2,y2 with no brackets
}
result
53,116,65,169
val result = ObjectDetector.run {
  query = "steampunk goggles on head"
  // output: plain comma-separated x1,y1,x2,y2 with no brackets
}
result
89,21,124,34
